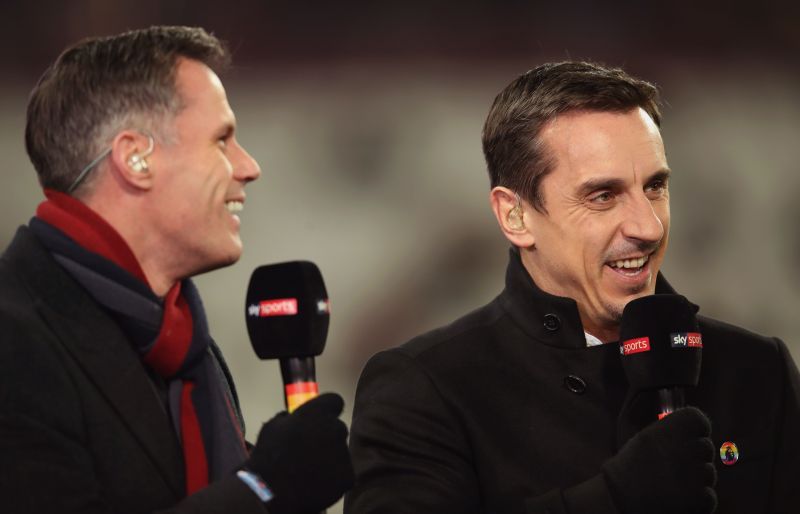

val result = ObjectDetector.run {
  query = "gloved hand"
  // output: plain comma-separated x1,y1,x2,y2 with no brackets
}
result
244,392,354,514
602,406,717,514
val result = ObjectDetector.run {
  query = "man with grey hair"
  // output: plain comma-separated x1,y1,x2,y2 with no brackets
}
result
0,26,352,513
346,62,800,514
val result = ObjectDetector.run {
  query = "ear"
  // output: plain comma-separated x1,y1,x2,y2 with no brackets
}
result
108,130,155,191
490,186,536,248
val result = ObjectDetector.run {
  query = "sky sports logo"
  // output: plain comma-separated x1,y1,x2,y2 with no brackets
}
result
247,298,298,317
620,337,650,355
671,332,703,348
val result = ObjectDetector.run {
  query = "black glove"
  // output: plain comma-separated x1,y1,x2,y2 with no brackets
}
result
602,406,717,514
244,392,354,514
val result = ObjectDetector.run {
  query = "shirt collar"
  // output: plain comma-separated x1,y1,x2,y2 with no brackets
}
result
584,332,605,347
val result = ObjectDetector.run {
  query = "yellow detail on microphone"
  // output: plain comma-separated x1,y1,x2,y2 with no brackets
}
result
286,381,319,413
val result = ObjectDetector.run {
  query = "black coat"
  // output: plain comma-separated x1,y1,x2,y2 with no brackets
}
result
345,249,800,514
0,227,266,514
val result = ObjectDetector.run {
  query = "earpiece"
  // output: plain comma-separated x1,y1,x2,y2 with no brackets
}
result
508,209,523,229
127,134,155,173
507,193,524,230
128,153,148,172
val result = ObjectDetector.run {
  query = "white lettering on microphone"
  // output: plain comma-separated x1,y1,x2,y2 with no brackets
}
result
257,298,298,317
316,299,330,314
671,332,702,348
620,337,651,356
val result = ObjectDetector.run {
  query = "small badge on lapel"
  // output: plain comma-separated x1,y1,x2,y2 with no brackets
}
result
720,441,739,466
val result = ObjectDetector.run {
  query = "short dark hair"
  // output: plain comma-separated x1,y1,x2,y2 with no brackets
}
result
482,61,661,212
25,26,230,194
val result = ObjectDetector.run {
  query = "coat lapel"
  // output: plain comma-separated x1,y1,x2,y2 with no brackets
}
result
7,227,184,497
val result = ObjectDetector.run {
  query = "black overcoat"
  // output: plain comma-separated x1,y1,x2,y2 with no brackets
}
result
346,249,800,514
0,227,267,513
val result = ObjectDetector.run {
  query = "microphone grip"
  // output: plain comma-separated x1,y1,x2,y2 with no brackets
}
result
657,386,685,420
279,358,326,514
280,356,319,413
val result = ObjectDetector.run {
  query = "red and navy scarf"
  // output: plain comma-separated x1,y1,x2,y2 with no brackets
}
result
30,190,248,494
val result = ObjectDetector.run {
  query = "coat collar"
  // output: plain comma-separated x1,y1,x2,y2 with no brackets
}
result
499,247,678,349
3,226,184,497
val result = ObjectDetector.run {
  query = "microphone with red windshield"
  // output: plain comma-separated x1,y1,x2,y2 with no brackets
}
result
618,294,702,420
245,261,330,413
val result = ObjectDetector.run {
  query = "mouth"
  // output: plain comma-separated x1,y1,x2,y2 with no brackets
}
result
606,254,650,277
225,200,244,214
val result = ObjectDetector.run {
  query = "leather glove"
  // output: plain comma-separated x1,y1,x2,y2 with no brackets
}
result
244,392,354,514
602,406,717,514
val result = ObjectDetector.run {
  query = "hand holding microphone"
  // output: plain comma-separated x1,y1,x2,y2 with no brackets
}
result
604,294,716,513
551,295,717,513
245,393,353,514
554,404,717,514
242,261,354,512
600,406,717,514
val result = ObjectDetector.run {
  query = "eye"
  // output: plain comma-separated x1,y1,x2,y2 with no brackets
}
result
588,190,615,205
645,178,668,198
216,126,235,150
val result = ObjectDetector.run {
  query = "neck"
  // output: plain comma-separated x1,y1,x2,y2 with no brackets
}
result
80,190,178,298
580,318,620,344
138,266,175,298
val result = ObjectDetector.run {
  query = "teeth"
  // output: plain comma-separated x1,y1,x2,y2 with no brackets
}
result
226,201,243,213
611,255,649,269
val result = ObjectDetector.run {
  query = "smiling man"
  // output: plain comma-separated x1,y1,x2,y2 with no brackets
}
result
0,27,352,513
346,62,800,514
508,107,671,342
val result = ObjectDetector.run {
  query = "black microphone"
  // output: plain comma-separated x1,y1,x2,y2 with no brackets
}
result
245,261,330,413
618,294,702,420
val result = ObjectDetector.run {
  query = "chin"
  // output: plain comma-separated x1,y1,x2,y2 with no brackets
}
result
218,247,243,267
604,302,625,325
220,236,244,262
194,246,242,275
603,290,652,324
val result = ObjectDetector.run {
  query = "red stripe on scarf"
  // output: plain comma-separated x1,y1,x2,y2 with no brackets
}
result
36,189,149,285
143,282,194,377
181,382,209,494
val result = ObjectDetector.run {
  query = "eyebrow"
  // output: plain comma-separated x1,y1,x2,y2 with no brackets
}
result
648,168,672,184
576,168,671,197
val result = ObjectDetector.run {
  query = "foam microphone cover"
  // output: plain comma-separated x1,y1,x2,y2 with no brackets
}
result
618,294,702,391
245,261,330,360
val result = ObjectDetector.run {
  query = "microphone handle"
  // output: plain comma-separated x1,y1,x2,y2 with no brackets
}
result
280,356,319,413
657,386,685,420
280,357,326,514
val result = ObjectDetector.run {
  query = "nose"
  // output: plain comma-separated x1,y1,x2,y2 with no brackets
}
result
620,192,665,244
231,139,261,183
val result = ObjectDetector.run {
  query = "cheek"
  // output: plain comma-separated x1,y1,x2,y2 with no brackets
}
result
660,209,671,234
577,220,614,256
655,197,670,225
